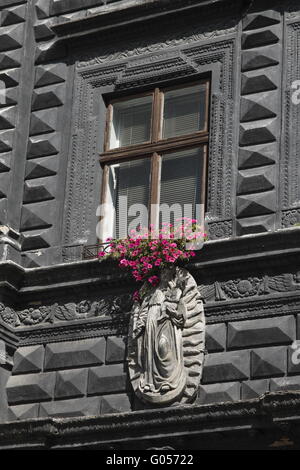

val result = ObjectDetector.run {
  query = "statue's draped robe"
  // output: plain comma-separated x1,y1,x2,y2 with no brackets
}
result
134,286,186,395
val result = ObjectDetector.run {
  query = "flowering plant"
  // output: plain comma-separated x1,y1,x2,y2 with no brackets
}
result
98,218,207,300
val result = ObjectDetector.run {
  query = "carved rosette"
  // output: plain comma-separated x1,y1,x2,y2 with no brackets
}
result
127,267,205,406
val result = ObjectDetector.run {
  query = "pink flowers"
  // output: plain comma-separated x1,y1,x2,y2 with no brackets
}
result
98,219,207,293
148,275,159,286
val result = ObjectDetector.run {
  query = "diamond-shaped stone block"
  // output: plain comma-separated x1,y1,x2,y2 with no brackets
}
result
0,152,11,172
0,130,13,153
240,91,277,123
27,133,60,159
206,324,226,353
25,155,57,180
198,382,240,405
35,0,50,19
0,50,21,70
88,364,127,395
236,214,275,235
0,106,16,130
0,88,18,108
202,350,250,384
243,10,281,31
237,166,275,195
7,372,55,405
0,5,26,26
21,251,49,268
20,228,51,250
251,346,287,379
44,338,106,371
55,369,88,399
35,63,67,88
237,191,276,218
239,118,277,146
106,337,126,364
12,345,44,375
20,201,54,231
242,45,280,72
31,84,65,111
238,143,277,169
29,109,57,136
34,22,55,41
8,403,39,422
101,393,131,415
242,27,280,50
0,24,24,52
241,69,278,95
241,379,269,399
228,316,294,349
23,176,56,204
39,397,101,418
0,68,19,88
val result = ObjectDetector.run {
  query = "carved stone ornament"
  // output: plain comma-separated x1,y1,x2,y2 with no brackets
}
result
127,267,205,406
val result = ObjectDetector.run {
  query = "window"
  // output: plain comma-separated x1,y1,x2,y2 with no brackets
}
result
100,80,210,240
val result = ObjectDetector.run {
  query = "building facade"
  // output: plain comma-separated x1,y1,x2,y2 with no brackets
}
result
0,0,300,450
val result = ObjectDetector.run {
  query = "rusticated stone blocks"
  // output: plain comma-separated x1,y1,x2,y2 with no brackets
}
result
55,368,88,399
39,397,101,418
202,350,250,384
106,337,126,364
44,338,106,370
7,372,56,404
241,379,269,399
12,345,44,375
101,393,131,415
251,346,287,379
228,316,295,350
205,324,226,352
198,382,240,405
88,364,127,395
237,9,282,235
8,403,39,421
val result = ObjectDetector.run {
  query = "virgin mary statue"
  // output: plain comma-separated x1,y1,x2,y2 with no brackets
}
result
128,267,204,405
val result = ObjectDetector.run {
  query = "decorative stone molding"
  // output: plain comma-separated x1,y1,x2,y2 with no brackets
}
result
64,35,236,250
236,8,282,235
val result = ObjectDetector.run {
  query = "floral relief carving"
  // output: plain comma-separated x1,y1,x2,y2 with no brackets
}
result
0,294,133,328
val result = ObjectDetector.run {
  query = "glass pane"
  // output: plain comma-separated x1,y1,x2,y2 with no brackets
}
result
159,147,205,227
108,158,151,238
110,95,152,149
162,84,207,139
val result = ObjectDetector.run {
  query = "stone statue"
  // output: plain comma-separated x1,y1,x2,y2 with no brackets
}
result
128,267,205,405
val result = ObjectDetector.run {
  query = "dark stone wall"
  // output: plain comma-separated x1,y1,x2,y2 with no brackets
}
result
1,0,300,267
0,228,298,425
0,0,299,449
6,336,131,420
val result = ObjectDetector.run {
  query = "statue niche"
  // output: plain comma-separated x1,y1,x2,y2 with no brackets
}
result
128,267,205,405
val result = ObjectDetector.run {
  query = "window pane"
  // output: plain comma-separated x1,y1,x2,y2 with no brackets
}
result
162,84,207,139
108,158,151,238
159,147,205,227
110,96,152,149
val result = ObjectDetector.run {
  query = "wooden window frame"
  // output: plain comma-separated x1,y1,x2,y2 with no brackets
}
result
99,79,210,238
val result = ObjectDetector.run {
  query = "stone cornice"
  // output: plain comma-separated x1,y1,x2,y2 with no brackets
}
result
50,0,244,43
0,228,299,296
0,391,300,449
